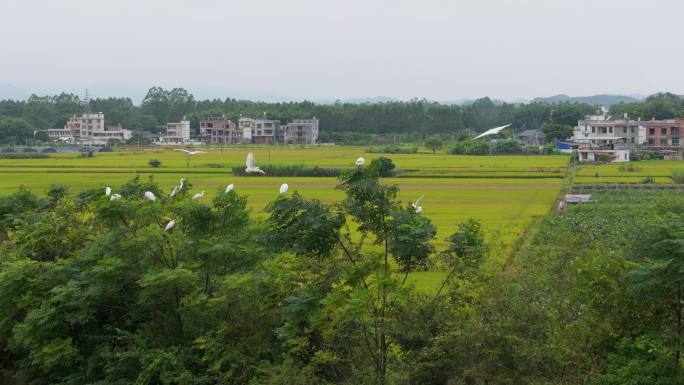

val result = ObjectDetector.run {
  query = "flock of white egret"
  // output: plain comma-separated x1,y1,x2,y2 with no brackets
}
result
102,152,429,232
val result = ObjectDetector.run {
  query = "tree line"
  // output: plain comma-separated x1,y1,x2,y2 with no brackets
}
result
1,88,683,145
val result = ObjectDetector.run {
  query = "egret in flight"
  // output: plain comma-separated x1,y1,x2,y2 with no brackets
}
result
192,191,205,200
164,220,176,231
225,183,234,193
175,149,207,156
245,153,265,174
175,149,207,168
105,187,112,196
110,193,122,201
473,124,512,140
411,196,424,213
356,157,365,166
279,183,289,195
143,191,156,201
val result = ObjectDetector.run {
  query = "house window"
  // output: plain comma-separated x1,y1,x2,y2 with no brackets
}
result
648,138,655,145
673,137,680,146
623,127,627,133
661,138,668,145
631,137,635,143
649,128,655,135
609,127,613,133
591,127,596,133
662,128,667,135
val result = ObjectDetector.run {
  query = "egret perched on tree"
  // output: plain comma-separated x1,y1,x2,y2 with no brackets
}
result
356,157,365,166
411,196,424,213
164,220,176,231
279,183,289,195
170,185,178,197
110,193,122,201
105,186,112,196
473,124,512,140
245,152,265,174
225,183,234,193
143,191,156,201
192,191,205,200
175,149,207,168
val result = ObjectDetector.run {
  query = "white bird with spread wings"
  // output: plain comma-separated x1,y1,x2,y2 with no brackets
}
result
473,124,512,140
176,149,207,167
175,149,207,155
411,196,424,213
245,152,265,174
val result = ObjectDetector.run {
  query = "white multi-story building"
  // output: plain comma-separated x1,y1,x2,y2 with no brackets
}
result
284,117,319,144
162,117,191,144
573,112,646,146
45,113,132,145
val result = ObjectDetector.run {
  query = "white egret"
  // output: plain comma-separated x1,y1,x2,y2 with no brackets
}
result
105,186,112,196
192,191,205,200
175,149,207,167
175,149,208,156
164,220,176,231
179,178,185,190
110,193,122,201
170,186,178,197
356,157,365,166
411,196,424,213
279,183,289,194
225,183,234,193
245,152,265,174
473,124,512,140
143,191,156,201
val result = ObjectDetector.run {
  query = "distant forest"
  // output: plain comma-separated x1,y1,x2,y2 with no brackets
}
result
0,87,683,144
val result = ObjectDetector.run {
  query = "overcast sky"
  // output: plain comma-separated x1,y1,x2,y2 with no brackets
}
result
1,0,682,102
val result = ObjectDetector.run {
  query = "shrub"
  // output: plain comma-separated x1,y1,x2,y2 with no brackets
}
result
494,140,522,154
641,176,656,184
370,157,396,177
79,151,95,158
449,140,525,155
671,170,684,184
595,154,613,163
231,164,341,177
619,163,641,172
148,159,162,168
366,145,417,154
0,152,49,159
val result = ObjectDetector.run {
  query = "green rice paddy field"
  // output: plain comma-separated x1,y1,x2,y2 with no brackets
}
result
0,147,570,291
575,160,684,184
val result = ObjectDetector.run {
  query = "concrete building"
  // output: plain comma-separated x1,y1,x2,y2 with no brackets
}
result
44,113,132,145
199,115,240,144
162,117,191,144
516,129,545,146
239,117,280,144
573,113,645,146
643,119,684,147
284,117,319,144
578,148,630,163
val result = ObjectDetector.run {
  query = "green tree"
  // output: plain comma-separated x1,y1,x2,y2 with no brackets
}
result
540,122,573,141
424,135,443,154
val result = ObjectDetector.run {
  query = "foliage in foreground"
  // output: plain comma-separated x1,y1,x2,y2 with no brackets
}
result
1,180,683,384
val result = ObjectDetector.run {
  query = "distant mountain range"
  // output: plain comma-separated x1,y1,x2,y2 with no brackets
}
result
530,94,644,106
